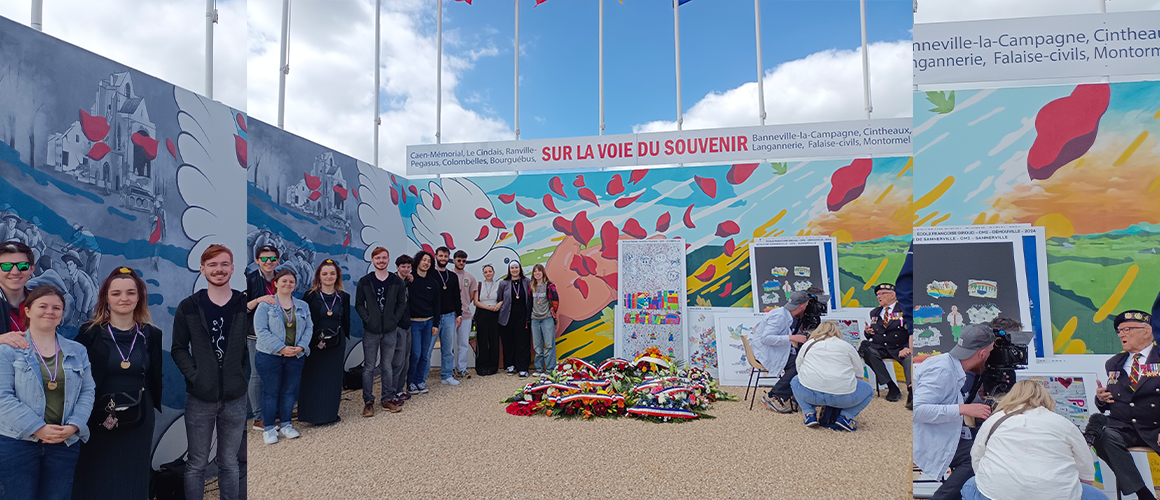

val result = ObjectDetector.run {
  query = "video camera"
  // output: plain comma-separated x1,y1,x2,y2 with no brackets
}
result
796,286,829,334
981,327,1034,397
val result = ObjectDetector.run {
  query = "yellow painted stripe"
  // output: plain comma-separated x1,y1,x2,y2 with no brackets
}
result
1073,158,1085,169
992,198,1002,208
1150,176,1160,192
931,213,951,226
914,176,954,210
1094,265,1139,323
1054,316,1078,353
1154,108,1160,119
550,235,565,242
973,212,988,224
752,209,787,238
897,157,913,178
875,184,894,203
1113,131,1148,166
916,211,939,226
987,213,1000,224
1061,339,1088,354
843,287,857,306
862,258,890,290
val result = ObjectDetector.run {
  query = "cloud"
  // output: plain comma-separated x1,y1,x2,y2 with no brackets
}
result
246,0,512,174
915,0,1160,23
632,41,914,134
0,0,247,111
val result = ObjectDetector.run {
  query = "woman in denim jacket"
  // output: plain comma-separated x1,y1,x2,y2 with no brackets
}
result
253,269,313,445
0,285,95,500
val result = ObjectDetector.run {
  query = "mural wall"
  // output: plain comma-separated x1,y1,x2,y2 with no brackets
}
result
913,81,1160,355
0,15,247,458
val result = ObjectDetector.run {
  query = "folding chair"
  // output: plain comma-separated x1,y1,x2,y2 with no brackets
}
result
1115,447,1160,500
740,335,778,410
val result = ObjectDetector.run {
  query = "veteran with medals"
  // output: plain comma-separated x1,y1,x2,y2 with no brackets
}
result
861,283,913,406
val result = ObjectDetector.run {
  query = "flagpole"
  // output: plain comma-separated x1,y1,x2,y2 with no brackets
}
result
859,0,872,119
277,0,291,128
754,0,765,126
31,0,42,31
205,0,216,99
673,0,683,131
373,0,381,167
436,0,443,144
599,0,604,136
514,0,520,140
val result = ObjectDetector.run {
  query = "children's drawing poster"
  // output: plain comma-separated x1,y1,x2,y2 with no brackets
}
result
714,312,772,387
615,239,687,361
1018,374,1097,431
687,306,734,379
821,310,871,350
748,236,838,313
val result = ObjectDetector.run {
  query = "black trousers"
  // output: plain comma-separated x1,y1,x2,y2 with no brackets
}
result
768,351,798,400
474,308,500,373
932,433,976,500
862,343,912,387
500,315,531,372
1095,425,1150,494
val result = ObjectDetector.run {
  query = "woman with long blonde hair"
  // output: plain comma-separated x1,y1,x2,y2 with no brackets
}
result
961,380,1102,500
528,264,559,377
788,321,873,431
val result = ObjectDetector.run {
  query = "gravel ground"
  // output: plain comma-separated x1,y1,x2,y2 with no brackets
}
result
245,370,913,499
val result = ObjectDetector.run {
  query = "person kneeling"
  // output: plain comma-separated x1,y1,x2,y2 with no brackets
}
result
789,321,873,431
961,380,1103,500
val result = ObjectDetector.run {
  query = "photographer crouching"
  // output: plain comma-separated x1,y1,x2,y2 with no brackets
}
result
913,324,996,500
753,290,826,413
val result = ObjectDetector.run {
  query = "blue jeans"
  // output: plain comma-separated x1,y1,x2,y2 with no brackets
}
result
247,337,262,420
184,394,247,500
0,434,81,500
960,477,1106,500
437,312,457,380
361,330,395,404
789,376,873,420
255,352,306,431
408,318,436,385
530,316,557,373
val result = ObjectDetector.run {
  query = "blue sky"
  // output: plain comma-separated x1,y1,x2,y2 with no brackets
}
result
441,0,913,140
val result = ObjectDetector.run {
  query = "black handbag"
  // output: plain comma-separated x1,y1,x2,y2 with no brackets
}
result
97,387,146,430
318,327,342,349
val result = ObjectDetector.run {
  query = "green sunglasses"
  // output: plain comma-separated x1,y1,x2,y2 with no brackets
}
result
0,262,31,272
258,256,278,263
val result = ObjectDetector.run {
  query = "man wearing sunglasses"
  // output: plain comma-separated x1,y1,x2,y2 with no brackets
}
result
244,245,281,430
1092,309,1159,500
0,242,35,349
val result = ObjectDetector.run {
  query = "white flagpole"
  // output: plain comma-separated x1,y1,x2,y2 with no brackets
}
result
436,0,443,144
859,0,872,119
673,0,683,131
514,0,520,140
31,0,42,31
373,0,381,167
277,0,291,128
754,0,765,126
206,0,217,99
599,0,604,135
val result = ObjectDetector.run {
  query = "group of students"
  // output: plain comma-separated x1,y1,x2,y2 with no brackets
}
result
0,238,566,500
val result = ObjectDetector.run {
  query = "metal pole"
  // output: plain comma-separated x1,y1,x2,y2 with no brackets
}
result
436,0,443,144
859,0,872,119
206,0,216,99
277,0,290,128
31,0,42,31
673,0,682,131
373,0,381,166
754,0,765,126
514,0,519,140
599,0,604,135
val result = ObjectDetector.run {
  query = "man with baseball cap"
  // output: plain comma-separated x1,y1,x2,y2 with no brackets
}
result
913,323,996,500
753,290,813,413
861,283,912,405
1093,310,1158,500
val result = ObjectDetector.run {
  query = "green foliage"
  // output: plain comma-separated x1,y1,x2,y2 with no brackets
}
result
770,162,788,175
926,91,956,114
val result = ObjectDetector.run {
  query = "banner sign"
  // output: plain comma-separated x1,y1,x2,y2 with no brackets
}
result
914,11,1160,85
405,118,912,175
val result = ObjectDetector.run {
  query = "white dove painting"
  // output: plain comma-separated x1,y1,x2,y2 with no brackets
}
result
407,178,521,281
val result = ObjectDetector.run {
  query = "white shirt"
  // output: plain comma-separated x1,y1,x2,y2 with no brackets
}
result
795,337,861,395
912,353,968,480
971,406,1096,500
879,301,896,321
750,307,793,374
1124,343,1154,374
476,280,499,307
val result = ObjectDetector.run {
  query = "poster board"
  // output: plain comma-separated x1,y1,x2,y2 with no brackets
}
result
687,306,734,380
820,309,873,350
748,236,839,313
714,312,773,387
615,239,688,361
912,225,1049,361
1015,372,1098,431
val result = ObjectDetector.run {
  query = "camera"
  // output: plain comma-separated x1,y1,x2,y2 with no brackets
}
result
796,286,829,335
981,327,1033,397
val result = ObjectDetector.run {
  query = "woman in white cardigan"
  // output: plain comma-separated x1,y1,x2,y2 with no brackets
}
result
789,321,873,432
961,380,1103,500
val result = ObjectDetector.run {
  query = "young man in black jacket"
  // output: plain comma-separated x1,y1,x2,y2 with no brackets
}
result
354,247,407,417
243,244,279,429
171,244,250,500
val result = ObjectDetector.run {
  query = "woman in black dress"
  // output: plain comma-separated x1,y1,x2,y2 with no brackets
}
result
298,259,350,425
496,261,532,378
72,267,163,500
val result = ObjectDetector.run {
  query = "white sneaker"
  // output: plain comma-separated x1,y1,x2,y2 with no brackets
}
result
263,428,279,445
532,371,543,377
279,425,300,439
441,377,460,386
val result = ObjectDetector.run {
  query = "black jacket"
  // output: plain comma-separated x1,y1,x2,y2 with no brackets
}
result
405,271,442,320
1095,344,1160,454
75,321,164,420
245,268,275,339
303,289,352,346
0,287,31,333
355,273,407,334
170,290,250,402
868,303,909,350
